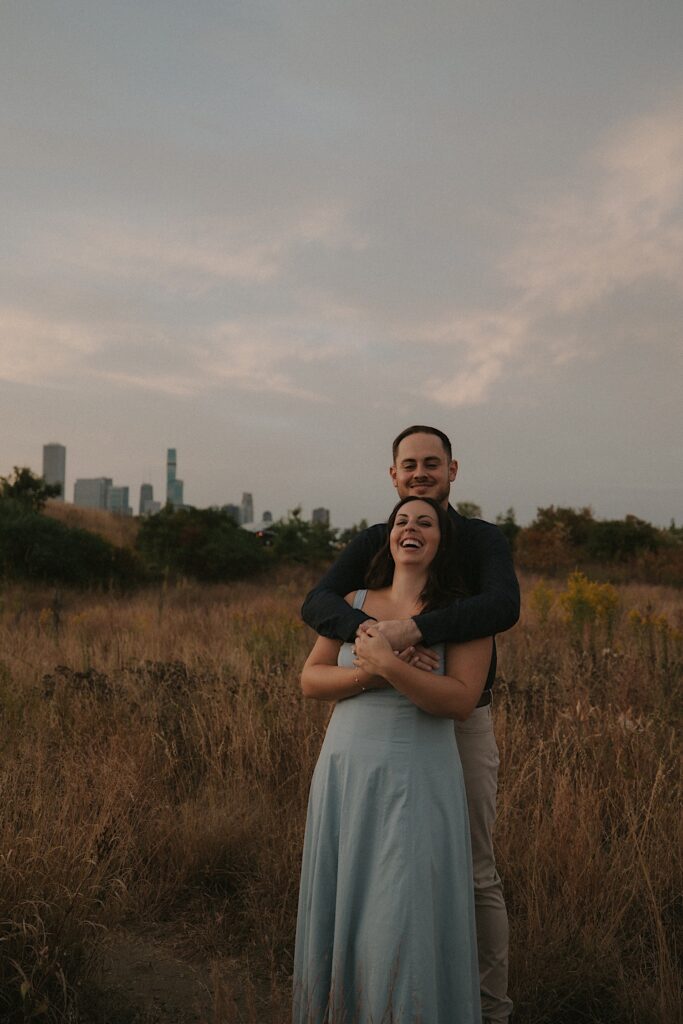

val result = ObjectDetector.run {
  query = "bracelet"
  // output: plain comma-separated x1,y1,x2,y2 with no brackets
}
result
354,670,366,693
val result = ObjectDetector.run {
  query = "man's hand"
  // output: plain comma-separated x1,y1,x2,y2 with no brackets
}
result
396,644,440,673
357,617,422,652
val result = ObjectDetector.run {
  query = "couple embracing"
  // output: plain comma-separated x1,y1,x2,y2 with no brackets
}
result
294,425,519,1024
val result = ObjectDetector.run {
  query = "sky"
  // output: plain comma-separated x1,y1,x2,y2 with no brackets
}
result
1,0,682,528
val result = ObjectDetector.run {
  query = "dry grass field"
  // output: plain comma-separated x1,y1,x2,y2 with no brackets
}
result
0,570,680,1023
42,500,141,549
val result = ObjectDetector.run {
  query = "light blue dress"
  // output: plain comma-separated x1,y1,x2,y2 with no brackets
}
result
293,591,480,1024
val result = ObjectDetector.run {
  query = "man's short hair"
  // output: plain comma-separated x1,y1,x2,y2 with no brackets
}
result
392,425,453,462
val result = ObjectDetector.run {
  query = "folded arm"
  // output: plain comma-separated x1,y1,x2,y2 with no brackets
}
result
354,627,492,720
301,517,520,651
301,635,389,700
414,521,520,647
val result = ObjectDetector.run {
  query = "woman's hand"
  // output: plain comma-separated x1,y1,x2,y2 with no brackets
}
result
354,627,395,678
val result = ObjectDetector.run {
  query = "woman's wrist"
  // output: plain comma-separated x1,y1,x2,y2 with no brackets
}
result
353,668,384,692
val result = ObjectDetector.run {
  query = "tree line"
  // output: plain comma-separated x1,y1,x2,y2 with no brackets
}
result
0,468,338,587
0,468,680,589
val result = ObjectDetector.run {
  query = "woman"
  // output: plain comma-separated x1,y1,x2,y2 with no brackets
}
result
293,496,493,1024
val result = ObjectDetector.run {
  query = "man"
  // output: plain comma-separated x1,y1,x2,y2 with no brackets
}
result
301,424,519,1024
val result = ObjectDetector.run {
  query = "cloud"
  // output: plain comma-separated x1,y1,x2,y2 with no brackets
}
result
508,108,683,311
18,203,367,296
423,103,683,408
1,201,366,398
5,102,682,414
0,308,100,384
426,358,504,408
200,322,335,402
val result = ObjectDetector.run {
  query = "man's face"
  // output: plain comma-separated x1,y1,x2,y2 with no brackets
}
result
390,433,457,508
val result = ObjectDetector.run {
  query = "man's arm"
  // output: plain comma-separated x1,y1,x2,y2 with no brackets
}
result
301,525,386,642
413,520,520,647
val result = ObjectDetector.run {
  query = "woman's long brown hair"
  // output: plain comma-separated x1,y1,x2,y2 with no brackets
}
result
364,496,468,612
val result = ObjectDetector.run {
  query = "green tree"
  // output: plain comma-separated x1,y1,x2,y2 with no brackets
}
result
586,515,661,562
532,506,595,547
0,501,143,587
0,466,61,511
270,508,338,564
456,501,482,519
495,507,521,550
137,505,267,581
338,519,369,546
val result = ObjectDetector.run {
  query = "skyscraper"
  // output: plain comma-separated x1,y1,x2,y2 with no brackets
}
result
241,491,254,524
106,486,132,517
166,448,184,507
312,507,330,527
140,479,153,512
74,478,112,509
42,443,66,500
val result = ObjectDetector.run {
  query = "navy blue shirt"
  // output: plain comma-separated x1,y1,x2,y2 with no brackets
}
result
301,506,520,691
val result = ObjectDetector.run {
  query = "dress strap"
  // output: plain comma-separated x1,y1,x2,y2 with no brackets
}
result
352,588,368,610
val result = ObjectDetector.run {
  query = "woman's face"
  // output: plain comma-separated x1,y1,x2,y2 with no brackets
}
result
389,500,441,568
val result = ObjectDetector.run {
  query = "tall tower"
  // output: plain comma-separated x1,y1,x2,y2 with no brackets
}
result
166,448,184,507
312,507,330,527
139,483,154,515
43,443,66,500
241,491,254,525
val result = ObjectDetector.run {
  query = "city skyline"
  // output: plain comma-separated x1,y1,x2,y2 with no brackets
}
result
1,3,682,529
6,438,679,530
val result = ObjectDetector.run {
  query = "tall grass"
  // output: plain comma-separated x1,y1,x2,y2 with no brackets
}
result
0,572,680,1022
42,500,140,549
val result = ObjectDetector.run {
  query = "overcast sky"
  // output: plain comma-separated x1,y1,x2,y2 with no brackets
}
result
2,1,682,527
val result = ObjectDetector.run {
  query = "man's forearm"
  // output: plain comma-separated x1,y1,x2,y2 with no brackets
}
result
414,584,519,647
301,587,373,642
300,525,385,642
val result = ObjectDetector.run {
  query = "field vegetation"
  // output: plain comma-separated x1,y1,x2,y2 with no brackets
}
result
0,567,680,1023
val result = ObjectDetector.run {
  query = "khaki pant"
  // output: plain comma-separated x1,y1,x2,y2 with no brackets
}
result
455,703,513,1024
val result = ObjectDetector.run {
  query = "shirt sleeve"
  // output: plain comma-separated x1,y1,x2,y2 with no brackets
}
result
301,526,385,643
413,520,520,646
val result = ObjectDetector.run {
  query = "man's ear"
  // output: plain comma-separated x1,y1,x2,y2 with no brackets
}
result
389,464,398,490
449,460,458,483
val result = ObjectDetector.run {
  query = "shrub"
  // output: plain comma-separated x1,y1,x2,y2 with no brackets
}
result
0,466,61,511
136,505,268,581
269,509,338,564
0,501,144,588
586,515,661,561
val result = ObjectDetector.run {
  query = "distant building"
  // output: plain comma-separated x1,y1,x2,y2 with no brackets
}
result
166,448,184,507
262,510,273,523
139,483,155,516
222,503,242,525
43,443,66,500
312,507,330,527
106,486,132,517
74,477,112,510
241,491,254,524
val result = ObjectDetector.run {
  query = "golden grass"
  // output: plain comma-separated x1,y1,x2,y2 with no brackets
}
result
0,571,680,1022
43,500,140,549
